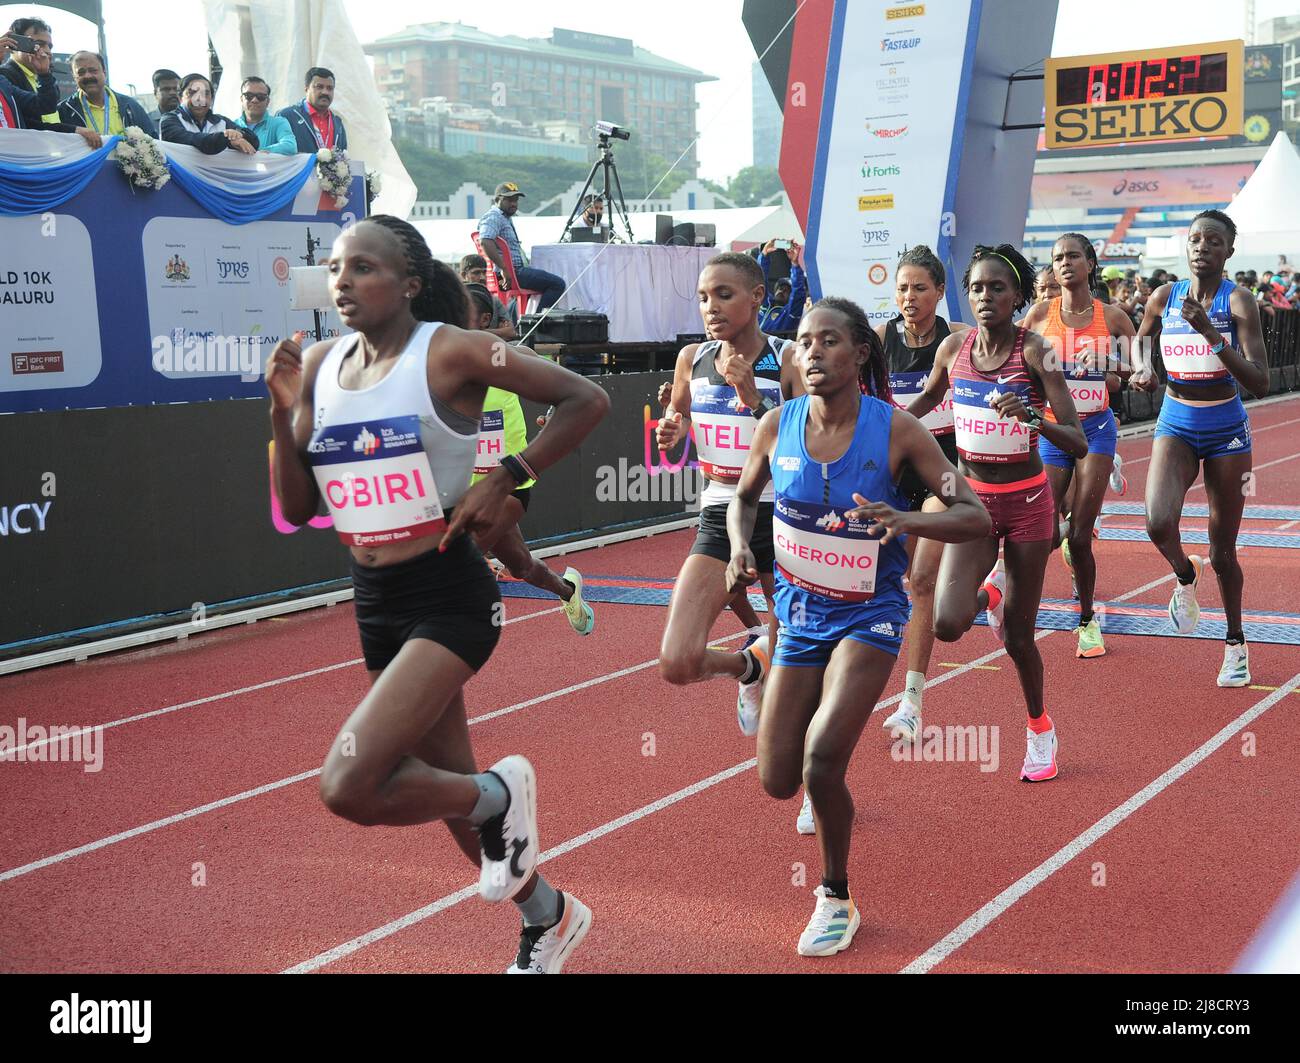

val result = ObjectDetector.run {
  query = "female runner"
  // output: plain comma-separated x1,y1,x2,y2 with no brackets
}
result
464,285,595,635
1021,233,1134,657
727,297,988,954
909,245,1086,782
1133,209,1269,686
267,216,608,973
657,253,803,735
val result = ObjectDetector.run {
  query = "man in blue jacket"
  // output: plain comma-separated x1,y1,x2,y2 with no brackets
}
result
234,76,296,154
0,20,93,142
278,67,347,153
0,28,58,129
57,51,156,139
757,238,807,334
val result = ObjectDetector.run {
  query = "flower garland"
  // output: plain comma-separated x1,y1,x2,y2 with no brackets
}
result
315,148,351,209
112,126,170,191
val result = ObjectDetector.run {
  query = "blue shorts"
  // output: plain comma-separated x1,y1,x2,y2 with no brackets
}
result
1154,393,1252,461
1040,408,1117,468
773,608,907,668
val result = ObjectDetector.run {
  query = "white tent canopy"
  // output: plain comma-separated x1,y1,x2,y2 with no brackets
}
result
412,205,791,268
1224,132,1300,269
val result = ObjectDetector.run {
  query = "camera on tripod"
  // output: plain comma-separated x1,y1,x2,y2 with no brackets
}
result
594,120,630,142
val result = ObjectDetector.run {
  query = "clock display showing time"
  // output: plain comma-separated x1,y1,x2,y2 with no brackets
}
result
1055,52,1229,106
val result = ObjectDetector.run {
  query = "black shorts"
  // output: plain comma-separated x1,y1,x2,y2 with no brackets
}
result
689,500,775,573
349,534,502,672
898,432,959,511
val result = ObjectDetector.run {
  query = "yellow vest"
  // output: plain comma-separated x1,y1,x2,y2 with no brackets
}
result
17,61,58,125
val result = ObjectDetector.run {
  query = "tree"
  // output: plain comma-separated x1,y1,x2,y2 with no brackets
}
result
725,166,784,207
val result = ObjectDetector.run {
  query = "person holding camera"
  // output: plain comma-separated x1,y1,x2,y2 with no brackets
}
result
757,239,807,334
0,19,88,141
478,183,566,311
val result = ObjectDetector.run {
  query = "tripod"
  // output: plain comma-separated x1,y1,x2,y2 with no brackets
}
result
561,134,636,244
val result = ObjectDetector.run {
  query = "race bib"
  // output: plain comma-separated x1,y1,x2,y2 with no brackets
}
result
475,409,506,474
890,372,953,434
308,416,445,546
773,496,880,602
1064,376,1109,416
1161,336,1231,383
952,378,1034,463
689,377,781,482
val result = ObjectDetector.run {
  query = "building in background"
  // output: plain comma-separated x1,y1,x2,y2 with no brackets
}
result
751,64,781,170
1256,15,1300,137
364,22,713,173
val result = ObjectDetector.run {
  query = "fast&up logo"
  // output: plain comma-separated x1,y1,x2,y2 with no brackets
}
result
881,36,921,51
817,510,847,533
353,427,380,455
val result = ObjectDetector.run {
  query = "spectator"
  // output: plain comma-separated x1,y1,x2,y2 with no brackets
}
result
1100,264,1125,300
279,67,348,153
233,77,295,154
459,255,519,339
1150,268,1169,286
0,26,58,130
145,68,180,135
0,19,99,145
478,182,566,310
580,194,606,231
1035,265,1061,303
756,238,806,334
1234,270,1247,286
57,52,155,143
161,73,257,154
465,282,518,341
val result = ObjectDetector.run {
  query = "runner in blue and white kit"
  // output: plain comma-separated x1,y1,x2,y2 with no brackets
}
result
726,297,989,958
1133,209,1269,687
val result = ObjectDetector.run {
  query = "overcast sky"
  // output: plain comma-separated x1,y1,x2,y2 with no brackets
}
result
2,0,1291,184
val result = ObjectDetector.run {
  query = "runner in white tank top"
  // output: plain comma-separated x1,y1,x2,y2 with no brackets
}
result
654,253,803,737
266,216,608,973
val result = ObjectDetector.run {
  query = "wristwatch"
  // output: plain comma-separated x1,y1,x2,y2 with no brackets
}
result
1024,406,1043,429
752,396,779,419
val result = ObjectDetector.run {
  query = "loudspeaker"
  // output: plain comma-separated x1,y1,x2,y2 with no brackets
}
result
671,222,695,247
655,214,675,245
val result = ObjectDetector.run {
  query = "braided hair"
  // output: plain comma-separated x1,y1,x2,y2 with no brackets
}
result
809,296,890,401
961,244,1037,311
1055,232,1099,291
362,215,469,328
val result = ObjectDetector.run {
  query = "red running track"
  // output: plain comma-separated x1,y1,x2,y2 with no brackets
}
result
2,397,1299,973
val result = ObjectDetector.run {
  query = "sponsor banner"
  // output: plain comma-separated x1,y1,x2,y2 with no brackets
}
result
0,159,361,414
1030,163,1254,210
889,372,953,433
808,0,976,324
1045,40,1244,149
774,496,880,602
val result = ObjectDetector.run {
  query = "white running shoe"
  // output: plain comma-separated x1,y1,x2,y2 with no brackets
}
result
1109,453,1127,495
506,893,593,974
1020,725,1058,782
736,635,770,736
1217,643,1251,688
487,556,506,579
882,698,921,743
477,755,539,903
796,791,816,835
562,567,595,636
797,886,861,957
984,559,1007,643
1168,556,1203,635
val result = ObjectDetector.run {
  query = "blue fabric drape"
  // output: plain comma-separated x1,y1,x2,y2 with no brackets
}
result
0,135,120,215
165,152,316,225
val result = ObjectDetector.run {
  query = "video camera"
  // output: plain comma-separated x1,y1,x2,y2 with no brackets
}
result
594,120,631,142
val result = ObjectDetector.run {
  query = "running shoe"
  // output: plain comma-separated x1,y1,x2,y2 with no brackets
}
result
506,892,593,974
1217,643,1251,688
1109,453,1128,495
797,886,860,957
740,625,765,652
796,791,816,835
1075,617,1105,658
561,566,595,636
736,636,770,736
983,559,1006,643
1020,725,1058,782
477,755,539,903
882,698,921,742
1168,556,1203,635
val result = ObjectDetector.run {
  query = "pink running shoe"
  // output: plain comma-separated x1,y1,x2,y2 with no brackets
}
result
1021,726,1058,782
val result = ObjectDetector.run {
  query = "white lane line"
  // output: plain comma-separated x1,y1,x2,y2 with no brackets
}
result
6,606,568,759
901,670,1300,974
1279,520,1299,531
0,770,323,884
282,758,760,973
1188,449,1300,492
0,630,747,884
